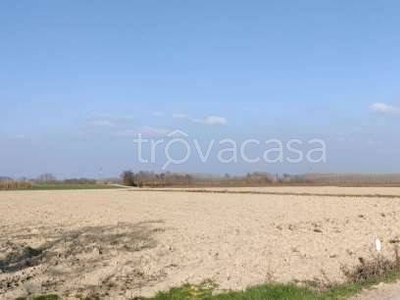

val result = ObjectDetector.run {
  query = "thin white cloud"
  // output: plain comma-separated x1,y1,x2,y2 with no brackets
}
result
89,112,134,120
172,113,190,119
152,111,165,117
116,126,171,138
370,102,400,114
202,115,227,125
172,113,227,125
139,126,171,137
89,120,116,127
86,113,136,130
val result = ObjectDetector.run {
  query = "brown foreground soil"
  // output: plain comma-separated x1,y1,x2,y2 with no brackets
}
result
1,188,400,299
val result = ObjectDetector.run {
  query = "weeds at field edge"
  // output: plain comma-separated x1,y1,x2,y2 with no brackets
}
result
21,247,400,300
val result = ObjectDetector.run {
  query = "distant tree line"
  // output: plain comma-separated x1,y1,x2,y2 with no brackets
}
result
32,174,97,184
0,180,32,190
120,170,313,188
121,171,193,187
0,173,110,190
4,171,400,190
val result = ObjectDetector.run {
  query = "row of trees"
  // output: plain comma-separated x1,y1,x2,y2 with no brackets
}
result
0,174,99,185
1,171,314,189
33,174,97,184
120,171,312,187
121,171,193,187
0,181,32,190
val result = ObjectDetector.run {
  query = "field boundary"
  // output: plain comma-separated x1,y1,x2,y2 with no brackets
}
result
130,188,400,199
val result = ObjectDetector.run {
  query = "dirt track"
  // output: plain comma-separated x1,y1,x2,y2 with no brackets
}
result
1,188,400,299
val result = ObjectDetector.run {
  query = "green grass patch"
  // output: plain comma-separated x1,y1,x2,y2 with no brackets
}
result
15,271,400,300
14,246,400,300
137,282,324,300
134,280,390,300
16,295,59,300
136,261,400,300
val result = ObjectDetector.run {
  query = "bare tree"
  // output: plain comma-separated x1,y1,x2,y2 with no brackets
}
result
121,171,136,186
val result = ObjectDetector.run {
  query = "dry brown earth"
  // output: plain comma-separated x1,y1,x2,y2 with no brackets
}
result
1,188,400,299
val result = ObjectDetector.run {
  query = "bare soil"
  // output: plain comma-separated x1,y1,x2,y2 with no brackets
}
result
1,188,400,299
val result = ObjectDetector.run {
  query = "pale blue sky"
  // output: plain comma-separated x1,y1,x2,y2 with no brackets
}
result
1,1,400,178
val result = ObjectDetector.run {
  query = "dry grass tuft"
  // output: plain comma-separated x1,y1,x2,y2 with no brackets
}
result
343,247,400,284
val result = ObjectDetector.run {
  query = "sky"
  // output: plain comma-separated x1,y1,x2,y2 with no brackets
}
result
1,0,400,178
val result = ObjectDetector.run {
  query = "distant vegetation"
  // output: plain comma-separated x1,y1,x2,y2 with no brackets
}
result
0,180,33,190
0,174,119,191
119,170,400,188
120,170,315,188
122,170,137,187
3,171,400,190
